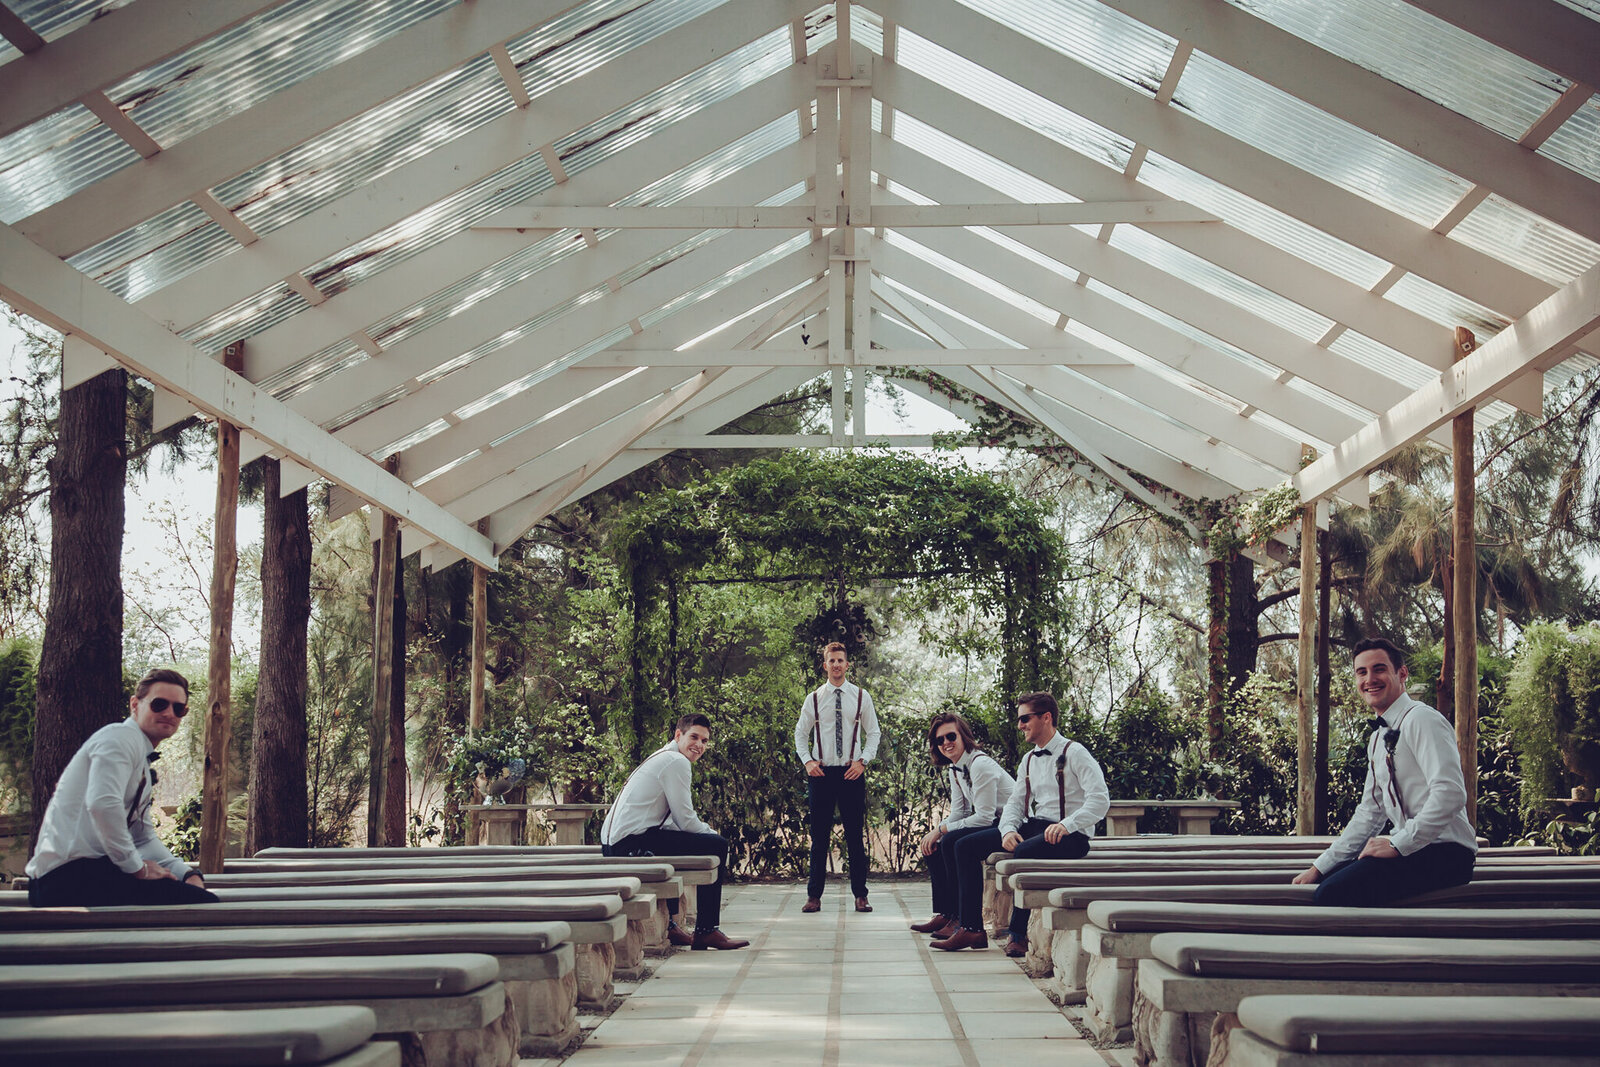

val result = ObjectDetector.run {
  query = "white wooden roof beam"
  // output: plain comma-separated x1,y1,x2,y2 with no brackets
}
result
136,8,814,332
291,143,813,433
0,0,280,141
393,247,827,480
0,222,494,568
872,61,1516,378
876,0,1554,317
472,201,1215,229
869,227,1365,447
1101,0,1600,244
19,0,615,259
874,139,1443,417
1296,262,1600,502
1400,0,1600,89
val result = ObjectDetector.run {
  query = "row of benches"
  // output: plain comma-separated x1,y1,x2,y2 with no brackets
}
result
976,836,1600,1065
0,845,721,1065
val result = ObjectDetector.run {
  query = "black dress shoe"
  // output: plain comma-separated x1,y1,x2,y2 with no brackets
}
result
692,928,750,951
855,897,873,913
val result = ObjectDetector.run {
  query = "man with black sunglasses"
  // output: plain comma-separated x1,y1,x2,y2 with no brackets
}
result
933,692,1107,956
26,668,217,907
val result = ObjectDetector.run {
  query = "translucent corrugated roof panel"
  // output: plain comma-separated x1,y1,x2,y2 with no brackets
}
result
0,104,139,223
1540,97,1600,183
961,0,1175,96
0,0,136,65
1452,194,1600,289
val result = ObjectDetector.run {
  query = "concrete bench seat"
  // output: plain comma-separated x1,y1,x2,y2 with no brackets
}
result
1079,904,1600,1043
1135,936,1600,1067
0,895,627,1010
0,953,515,1065
223,853,720,884
0,1004,396,1066
1214,994,1600,1066
0,921,579,1057
255,846,602,857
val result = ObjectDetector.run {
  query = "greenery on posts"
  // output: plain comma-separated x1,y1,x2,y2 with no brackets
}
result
1505,622,1600,829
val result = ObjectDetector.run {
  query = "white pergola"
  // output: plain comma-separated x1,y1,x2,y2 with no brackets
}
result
2,0,1598,571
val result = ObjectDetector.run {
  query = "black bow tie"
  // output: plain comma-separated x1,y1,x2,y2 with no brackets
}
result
1031,747,1050,756
146,751,161,763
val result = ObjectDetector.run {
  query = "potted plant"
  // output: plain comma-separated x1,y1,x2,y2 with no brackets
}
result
443,717,536,804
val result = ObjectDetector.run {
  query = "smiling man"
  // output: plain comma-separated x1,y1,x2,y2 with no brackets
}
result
27,668,216,907
795,641,880,915
1292,637,1478,906
601,713,748,950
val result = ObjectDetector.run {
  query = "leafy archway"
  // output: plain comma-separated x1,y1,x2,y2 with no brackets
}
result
611,451,1064,757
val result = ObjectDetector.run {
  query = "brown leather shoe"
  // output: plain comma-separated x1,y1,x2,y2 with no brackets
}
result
666,923,694,947
931,927,989,952
801,898,821,913
692,928,750,951
1003,938,1027,959
929,919,959,940
909,914,950,933
855,897,873,913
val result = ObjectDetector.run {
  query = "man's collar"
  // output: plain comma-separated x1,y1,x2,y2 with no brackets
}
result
1373,692,1417,729
954,749,977,769
1034,731,1064,756
121,716,157,755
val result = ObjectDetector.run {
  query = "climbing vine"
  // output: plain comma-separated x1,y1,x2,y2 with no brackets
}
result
609,450,1065,758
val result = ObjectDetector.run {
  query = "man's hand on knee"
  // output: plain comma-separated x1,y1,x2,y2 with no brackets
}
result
1043,822,1069,844
135,861,175,881
1358,836,1399,860
920,828,943,857
1291,865,1321,885
1001,831,1022,852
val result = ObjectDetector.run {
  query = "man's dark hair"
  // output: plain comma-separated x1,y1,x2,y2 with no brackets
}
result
135,667,190,701
927,711,980,766
675,713,711,735
1017,691,1058,727
1352,637,1406,672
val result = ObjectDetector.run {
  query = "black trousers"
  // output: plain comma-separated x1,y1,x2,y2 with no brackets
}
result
1313,841,1475,907
807,766,868,899
603,828,730,932
928,824,994,919
953,818,1089,939
28,856,218,907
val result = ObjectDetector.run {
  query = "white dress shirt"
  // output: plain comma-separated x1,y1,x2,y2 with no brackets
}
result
600,742,715,844
1314,692,1478,873
998,731,1110,837
26,717,193,881
942,750,1016,833
793,680,881,766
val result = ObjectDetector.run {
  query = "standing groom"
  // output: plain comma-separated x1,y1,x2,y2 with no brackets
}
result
795,641,881,913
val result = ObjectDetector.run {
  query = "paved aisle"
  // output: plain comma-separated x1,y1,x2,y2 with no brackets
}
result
535,881,1109,1067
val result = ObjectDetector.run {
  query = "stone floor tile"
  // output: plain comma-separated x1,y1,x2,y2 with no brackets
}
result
583,1016,709,1047
946,990,1058,1013
607,998,717,1020
834,1039,969,1067
561,1043,698,1066
837,990,944,1014
968,1039,1110,1067
839,960,931,977
622,976,740,998
937,971,1035,992
733,974,836,996
956,1011,1080,1040
697,1040,825,1066
720,994,831,1018
835,1013,955,1040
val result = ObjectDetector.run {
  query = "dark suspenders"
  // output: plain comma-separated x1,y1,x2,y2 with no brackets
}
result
811,687,864,763
1021,740,1075,821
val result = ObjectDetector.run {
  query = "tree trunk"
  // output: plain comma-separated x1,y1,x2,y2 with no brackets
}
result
441,562,470,845
1206,557,1228,751
383,553,407,847
32,368,127,839
1226,553,1257,692
247,460,310,852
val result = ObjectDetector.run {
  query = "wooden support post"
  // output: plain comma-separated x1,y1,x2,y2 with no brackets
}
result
467,521,489,841
1453,327,1480,824
1295,446,1318,835
366,458,400,848
1205,557,1227,753
1314,527,1333,835
199,342,244,873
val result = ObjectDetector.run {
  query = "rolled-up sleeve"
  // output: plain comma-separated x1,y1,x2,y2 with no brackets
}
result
1062,746,1110,836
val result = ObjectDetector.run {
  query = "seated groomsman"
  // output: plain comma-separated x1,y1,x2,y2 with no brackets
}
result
27,668,216,907
911,711,1015,939
1292,637,1477,906
934,692,1108,955
601,713,749,950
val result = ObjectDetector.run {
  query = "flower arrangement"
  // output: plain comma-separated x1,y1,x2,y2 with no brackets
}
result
443,717,538,801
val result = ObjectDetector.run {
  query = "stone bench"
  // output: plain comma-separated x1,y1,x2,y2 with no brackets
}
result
254,845,602,857
1135,933,1600,1067
1104,799,1242,836
0,894,627,1010
1039,878,1600,1009
1216,993,1600,1067
0,953,515,1065
0,1004,397,1066
0,920,579,1057
1081,902,1600,1043
199,878,659,979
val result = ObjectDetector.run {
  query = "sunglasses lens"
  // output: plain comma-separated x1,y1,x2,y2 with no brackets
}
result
938,734,958,745
150,698,188,717
1016,713,1033,725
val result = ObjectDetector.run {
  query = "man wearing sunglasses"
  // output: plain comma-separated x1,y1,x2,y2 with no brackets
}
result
26,668,217,907
933,692,1108,956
